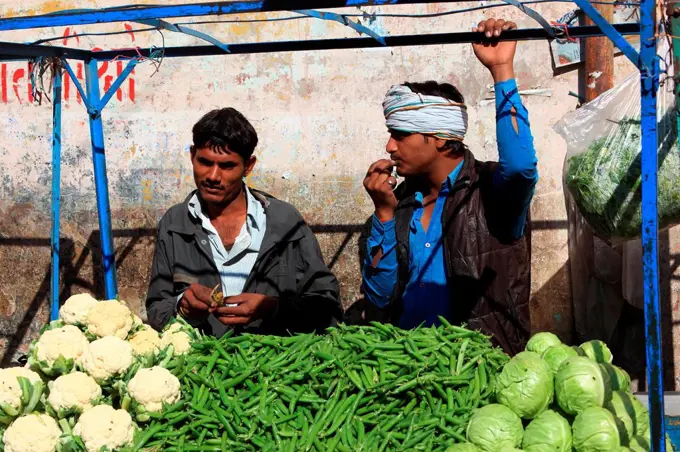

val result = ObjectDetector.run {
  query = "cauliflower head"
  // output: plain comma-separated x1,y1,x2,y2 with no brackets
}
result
2,413,61,452
0,368,42,411
58,293,98,326
160,327,192,356
32,325,89,376
129,326,161,358
80,336,133,384
47,372,101,416
127,366,181,413
73,405,135,452
86,300,134,339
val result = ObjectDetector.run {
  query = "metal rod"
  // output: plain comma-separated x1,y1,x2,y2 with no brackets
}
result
0,41,91,60
97,58,138,111
84,60,118,300
50,64,62,322
0,24,641,62
62,60,90,109
639,0,665,449
90,23,641,60
0,1,479,31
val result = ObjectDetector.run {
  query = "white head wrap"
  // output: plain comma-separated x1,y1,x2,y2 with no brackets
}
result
382,85,468,141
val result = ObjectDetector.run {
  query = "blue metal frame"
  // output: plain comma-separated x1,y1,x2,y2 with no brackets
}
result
0,24,642,63
0,1,476,31
639,0,665,448
84,59,128,300
570,0,665,449
0,2,667,446
50,64,62,322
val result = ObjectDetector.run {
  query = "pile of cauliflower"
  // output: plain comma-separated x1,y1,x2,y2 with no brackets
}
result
0,292,193,452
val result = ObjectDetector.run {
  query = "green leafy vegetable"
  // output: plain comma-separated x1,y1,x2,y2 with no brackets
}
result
580,340,613,364
565,118,680,242
543,344,579,374
466,404,524,451
522,409,572,452
495,351,554,419
572,406,621,452
555,357,608,415
526,332,562,355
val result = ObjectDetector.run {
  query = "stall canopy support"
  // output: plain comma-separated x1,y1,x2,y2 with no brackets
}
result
50,65,62,322
572,0,665,449
57,58,139,301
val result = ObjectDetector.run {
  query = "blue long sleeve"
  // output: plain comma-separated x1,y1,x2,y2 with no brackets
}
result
492,79,539,240
362,215,398,308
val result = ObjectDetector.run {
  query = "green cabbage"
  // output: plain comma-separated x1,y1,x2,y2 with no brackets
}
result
580,340,613,364
607,391,649,439
605,391,646,444
629,434,675,452
496,351,554,419
572,406,621,451
542,344,579,374
445,444,480,452
522,409,572,452
526,332,562,355
466,404,524,452
599,363,631,392
555,357,608,415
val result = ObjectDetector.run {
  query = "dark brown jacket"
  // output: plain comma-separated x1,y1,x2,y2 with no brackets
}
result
146,189,342,337
390,150,531,355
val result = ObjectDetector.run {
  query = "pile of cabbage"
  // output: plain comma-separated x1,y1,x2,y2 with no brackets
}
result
454,332,674,452
0,293,195,452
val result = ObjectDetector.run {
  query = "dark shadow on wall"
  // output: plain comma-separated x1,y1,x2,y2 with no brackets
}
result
0,228,154,367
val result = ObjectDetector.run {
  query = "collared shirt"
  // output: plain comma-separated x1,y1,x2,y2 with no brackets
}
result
363,78,538,328
187,186,267,297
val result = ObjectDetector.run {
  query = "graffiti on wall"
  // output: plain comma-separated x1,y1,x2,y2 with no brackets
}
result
0,25,137,104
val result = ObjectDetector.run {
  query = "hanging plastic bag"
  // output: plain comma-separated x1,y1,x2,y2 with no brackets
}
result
553,69,680,245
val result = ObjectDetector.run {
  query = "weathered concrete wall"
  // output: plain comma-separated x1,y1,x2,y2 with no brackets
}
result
1,1,678,385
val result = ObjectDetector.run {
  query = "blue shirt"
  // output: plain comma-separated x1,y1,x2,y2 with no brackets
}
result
362,79,538,328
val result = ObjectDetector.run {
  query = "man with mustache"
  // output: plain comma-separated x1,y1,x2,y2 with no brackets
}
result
362,18,538,354
146,108,341,336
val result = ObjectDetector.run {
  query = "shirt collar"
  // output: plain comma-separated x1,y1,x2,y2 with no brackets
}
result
188,185,264,233
414,160,464,205
442,160,464,192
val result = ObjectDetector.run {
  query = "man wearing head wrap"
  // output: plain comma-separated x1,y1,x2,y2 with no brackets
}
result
362,18,537,355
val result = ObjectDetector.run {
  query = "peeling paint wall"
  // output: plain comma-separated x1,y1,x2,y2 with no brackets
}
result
1,1,678,385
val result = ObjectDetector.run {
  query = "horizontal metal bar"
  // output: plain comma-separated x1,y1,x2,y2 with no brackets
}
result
0,41,92,61
91,23,641,60
0,1,470,31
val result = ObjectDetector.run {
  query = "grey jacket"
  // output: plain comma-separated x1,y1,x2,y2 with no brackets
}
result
145,189,342,337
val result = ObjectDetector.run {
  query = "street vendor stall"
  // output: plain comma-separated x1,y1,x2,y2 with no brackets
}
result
0,0,672,450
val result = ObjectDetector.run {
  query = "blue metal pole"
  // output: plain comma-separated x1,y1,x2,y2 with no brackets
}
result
0,1,466,31
84,59,117,300
639,0,664,449
50,63,63,322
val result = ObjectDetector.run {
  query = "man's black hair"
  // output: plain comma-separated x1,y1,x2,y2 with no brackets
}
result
403,81,469,157
192,107,259,161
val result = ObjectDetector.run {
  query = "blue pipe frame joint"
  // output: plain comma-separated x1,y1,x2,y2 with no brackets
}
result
68,57,138,300
50,64,63,322
572,0,664,450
